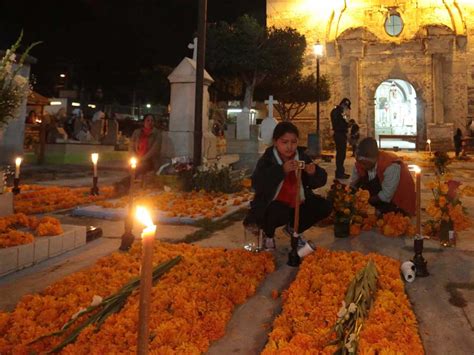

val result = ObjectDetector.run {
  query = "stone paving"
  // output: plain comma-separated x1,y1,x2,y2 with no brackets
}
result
1,152,474,354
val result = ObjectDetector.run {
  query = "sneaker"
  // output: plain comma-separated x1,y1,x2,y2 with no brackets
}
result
263,236,276,251
283,225,307,249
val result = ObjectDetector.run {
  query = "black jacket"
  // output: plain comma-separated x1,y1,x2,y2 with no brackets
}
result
245,146,328,226
331,105,349,134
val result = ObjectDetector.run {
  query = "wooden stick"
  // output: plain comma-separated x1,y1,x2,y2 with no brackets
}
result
293,167,302,236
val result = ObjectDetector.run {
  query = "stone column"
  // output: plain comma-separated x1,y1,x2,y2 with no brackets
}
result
349,58,360,122
432,54,444,124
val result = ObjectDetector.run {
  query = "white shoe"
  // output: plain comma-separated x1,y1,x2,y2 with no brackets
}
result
283,225,307,249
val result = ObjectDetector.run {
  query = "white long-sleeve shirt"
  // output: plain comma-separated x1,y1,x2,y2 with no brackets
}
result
350,163,401,202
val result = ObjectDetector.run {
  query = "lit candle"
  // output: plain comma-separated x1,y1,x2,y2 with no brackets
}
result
135,205,156,355
413,165,422,236
427,139,431,155
130,157,137,181
91,153,99,177
14,157,22,179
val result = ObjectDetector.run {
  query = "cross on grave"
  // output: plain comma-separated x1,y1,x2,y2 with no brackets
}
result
187,37,198,62
264,95,278,118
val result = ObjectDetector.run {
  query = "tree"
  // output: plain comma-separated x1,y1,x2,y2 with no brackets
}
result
207,15,306,109
256,73,331,121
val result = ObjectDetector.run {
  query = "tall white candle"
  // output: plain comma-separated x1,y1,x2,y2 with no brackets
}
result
91,153,99,177
14,157,22,179
135,206,156,355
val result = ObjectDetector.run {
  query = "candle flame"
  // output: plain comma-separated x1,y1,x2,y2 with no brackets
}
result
15,157,22,166
135,205,154,228
91,153,99,164
130,157,137,169
427,139,431,144
408,164,421,174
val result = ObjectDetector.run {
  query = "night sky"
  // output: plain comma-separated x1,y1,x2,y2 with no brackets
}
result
0,0,266,102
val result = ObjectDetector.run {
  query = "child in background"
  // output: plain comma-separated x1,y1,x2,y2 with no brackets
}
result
243,122,331,250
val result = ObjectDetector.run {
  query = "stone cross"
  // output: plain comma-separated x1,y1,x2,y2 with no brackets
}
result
264,95,278,118
187,37,198,62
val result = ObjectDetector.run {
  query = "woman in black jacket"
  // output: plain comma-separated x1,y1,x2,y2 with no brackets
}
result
244,122,331,250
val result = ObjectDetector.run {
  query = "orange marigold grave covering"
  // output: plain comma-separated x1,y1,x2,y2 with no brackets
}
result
14,185,117,215
263,248,423,354
0,214,63,248
0,242,274,353
96,189,253,220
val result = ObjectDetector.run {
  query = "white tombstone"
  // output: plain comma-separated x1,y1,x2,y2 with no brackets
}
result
161,57,217,160
236,108,251,140
264,95,278,119
259,95,279,152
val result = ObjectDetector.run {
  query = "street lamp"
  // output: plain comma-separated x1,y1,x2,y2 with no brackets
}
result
308,41,324,158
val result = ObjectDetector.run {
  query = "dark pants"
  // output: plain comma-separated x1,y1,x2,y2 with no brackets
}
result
334,133,347,177
357,176,406,215
263,195,332,238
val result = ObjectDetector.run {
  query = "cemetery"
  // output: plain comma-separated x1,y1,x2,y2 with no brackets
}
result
1,1,474,354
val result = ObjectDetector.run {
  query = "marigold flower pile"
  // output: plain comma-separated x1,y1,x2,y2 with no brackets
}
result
13,185,117,215
97,189,253,219
0,213,63,248
263,248,424,354
423,177,471,236
0,242,274,353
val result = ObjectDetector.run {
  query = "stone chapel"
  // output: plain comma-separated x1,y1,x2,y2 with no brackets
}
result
266,0,474,150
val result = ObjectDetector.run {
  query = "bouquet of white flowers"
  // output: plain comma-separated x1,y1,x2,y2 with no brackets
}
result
0,32,40,128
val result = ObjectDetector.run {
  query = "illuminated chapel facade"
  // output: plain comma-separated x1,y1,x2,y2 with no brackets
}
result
266,0,474,149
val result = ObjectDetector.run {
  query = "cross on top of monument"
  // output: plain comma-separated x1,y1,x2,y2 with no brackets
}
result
187,37,198,62
264,95,278,119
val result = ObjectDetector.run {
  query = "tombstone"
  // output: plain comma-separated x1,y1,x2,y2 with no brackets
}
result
102,119,119,145
259,96,279,152
161,57,216,160
90,111,105,142
236,108,251,140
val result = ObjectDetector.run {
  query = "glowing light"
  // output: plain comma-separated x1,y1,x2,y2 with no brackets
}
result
409,164,421,174
88,104,96,109
427,139,431,144
59,74,66,78
313,42,324,57
91,153,99,165
146,104,151,108
50,101,62,106
130,157,137,169
72,102,81,107
135,206,157,240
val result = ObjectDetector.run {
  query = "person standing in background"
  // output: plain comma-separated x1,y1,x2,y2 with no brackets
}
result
331,98,351,179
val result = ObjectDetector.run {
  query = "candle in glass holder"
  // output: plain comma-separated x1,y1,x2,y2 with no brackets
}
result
135,205,156,355
15,157,22,178
91,153,99,177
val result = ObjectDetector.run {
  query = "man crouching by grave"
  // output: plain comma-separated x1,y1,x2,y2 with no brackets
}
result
350,137,415,216
243,122,331,251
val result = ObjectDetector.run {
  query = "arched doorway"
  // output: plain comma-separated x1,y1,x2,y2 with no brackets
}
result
374,79,417,149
